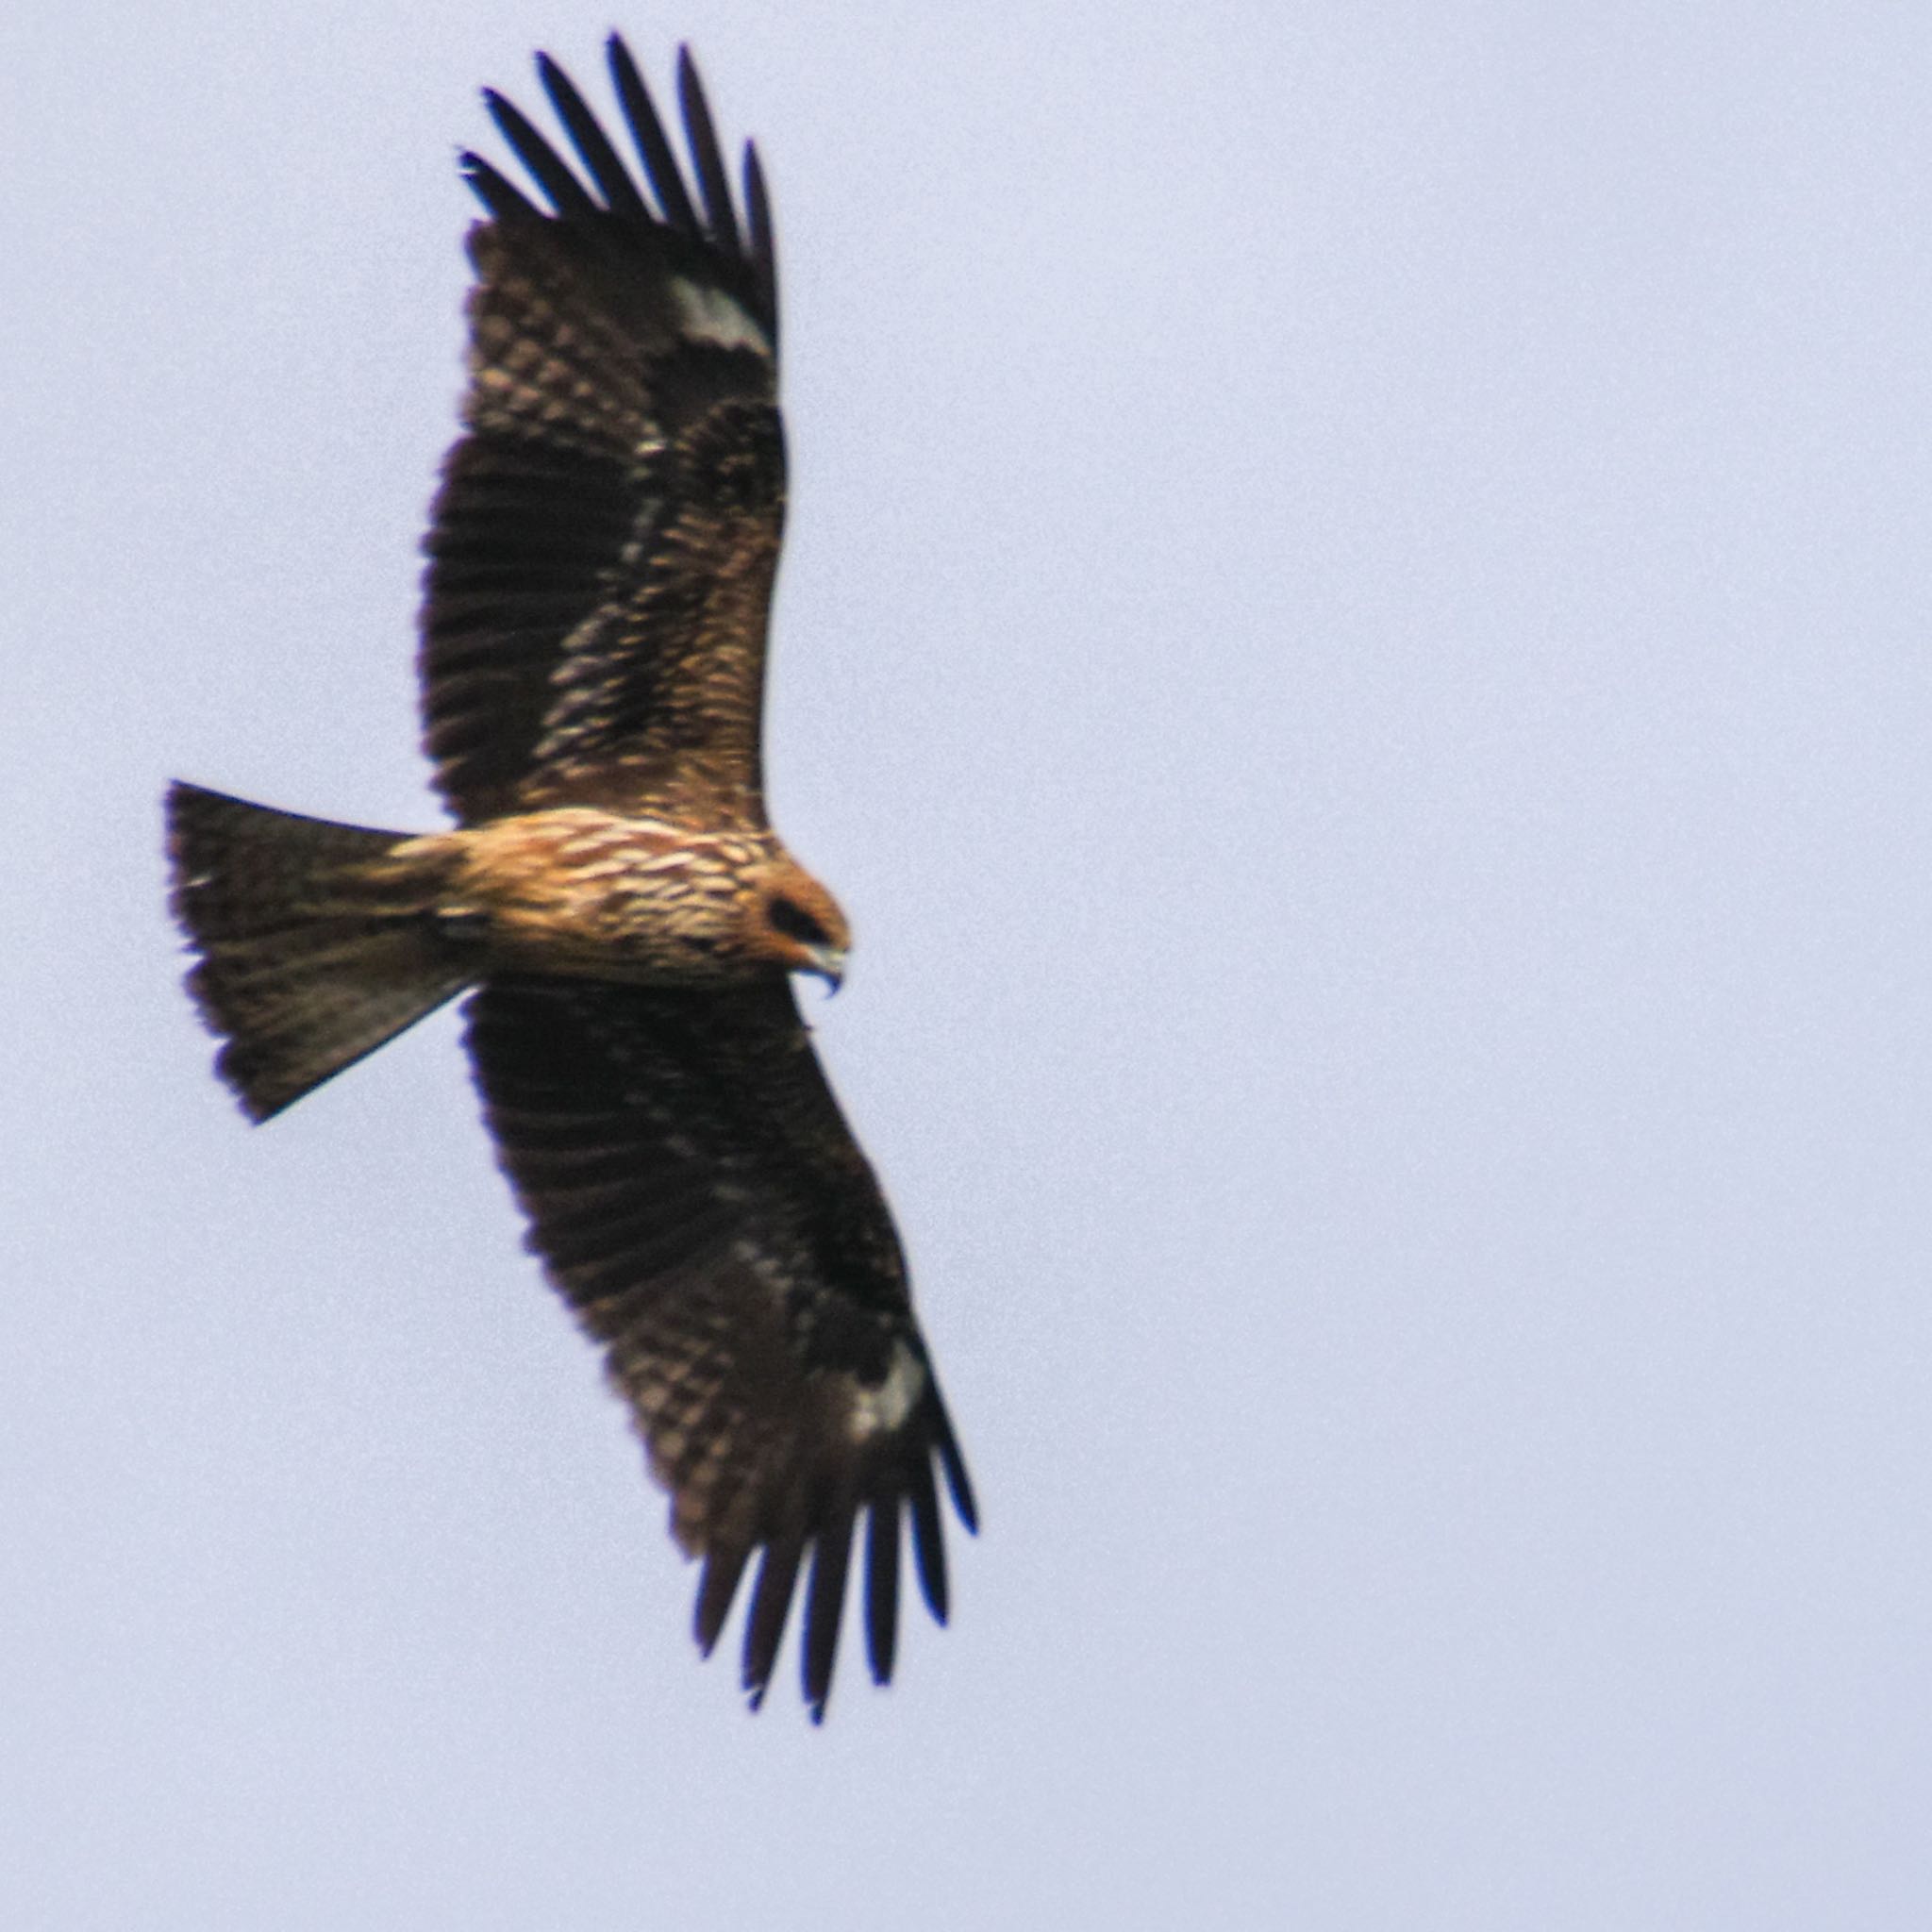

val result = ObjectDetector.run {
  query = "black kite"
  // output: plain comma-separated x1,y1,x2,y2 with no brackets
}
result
165,37,975,1721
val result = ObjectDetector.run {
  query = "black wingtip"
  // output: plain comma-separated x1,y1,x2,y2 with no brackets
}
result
607,33,701,237
942,1441,979,1536
459,150,537,222
538,47,652,225
469,36,775,341
863,1494,901,1687
483,85,599,220
694,1541,751,1659
675,43,741,256
908,1456,951,1625
800,1507,855,1722
741,1534,803,1710
742,140,777,335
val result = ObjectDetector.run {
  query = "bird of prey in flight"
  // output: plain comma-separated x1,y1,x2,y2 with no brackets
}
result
164,36,975,1722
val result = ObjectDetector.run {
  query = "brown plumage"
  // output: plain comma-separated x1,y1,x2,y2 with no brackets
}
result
163,38,974,1721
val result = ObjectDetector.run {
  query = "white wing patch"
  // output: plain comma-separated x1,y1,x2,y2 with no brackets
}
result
671,276,772,356
845,1341,925,1442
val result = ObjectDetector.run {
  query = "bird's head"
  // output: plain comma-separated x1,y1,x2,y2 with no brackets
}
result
741,860,851,991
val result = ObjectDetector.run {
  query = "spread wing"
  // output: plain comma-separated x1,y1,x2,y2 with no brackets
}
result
464,976,976,1719
421,39,785,825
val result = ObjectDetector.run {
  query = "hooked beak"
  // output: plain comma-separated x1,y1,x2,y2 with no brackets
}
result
802,943,846,993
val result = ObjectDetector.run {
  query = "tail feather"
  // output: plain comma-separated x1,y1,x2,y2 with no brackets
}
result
165,781,472,1121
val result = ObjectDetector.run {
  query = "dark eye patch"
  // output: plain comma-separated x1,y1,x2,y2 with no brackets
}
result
768,895,829,947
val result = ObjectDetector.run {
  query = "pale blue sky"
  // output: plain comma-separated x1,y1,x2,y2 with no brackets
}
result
7,2,1932,1924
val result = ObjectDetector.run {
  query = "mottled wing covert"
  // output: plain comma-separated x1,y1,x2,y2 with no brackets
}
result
422,38,785,824
465,977,976,1718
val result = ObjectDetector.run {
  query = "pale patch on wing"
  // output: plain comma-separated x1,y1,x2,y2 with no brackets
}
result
845,1340,926,1442
670,275,772,356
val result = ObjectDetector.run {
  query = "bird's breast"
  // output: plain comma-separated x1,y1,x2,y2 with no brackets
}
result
427,808,766,982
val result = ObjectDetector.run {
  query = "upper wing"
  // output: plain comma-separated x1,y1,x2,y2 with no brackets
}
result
464,975,976,1719
421,39,786,825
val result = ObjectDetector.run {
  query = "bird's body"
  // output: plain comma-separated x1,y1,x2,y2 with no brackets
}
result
390,808,850,988
164,37,974,1721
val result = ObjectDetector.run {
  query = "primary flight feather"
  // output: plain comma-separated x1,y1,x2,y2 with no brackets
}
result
164,35,974,1722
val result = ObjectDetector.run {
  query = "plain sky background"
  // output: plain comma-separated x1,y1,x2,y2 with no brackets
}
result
7,0,1932,1924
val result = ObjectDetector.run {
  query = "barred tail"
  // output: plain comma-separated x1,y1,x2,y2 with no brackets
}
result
164,781,473,1122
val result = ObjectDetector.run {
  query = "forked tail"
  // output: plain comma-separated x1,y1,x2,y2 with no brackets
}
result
164,781,473,1121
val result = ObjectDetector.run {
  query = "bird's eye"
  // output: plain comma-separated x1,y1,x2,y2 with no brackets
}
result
768,896,829,947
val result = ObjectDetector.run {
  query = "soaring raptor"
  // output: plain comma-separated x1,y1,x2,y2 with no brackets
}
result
164,36,975,1721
